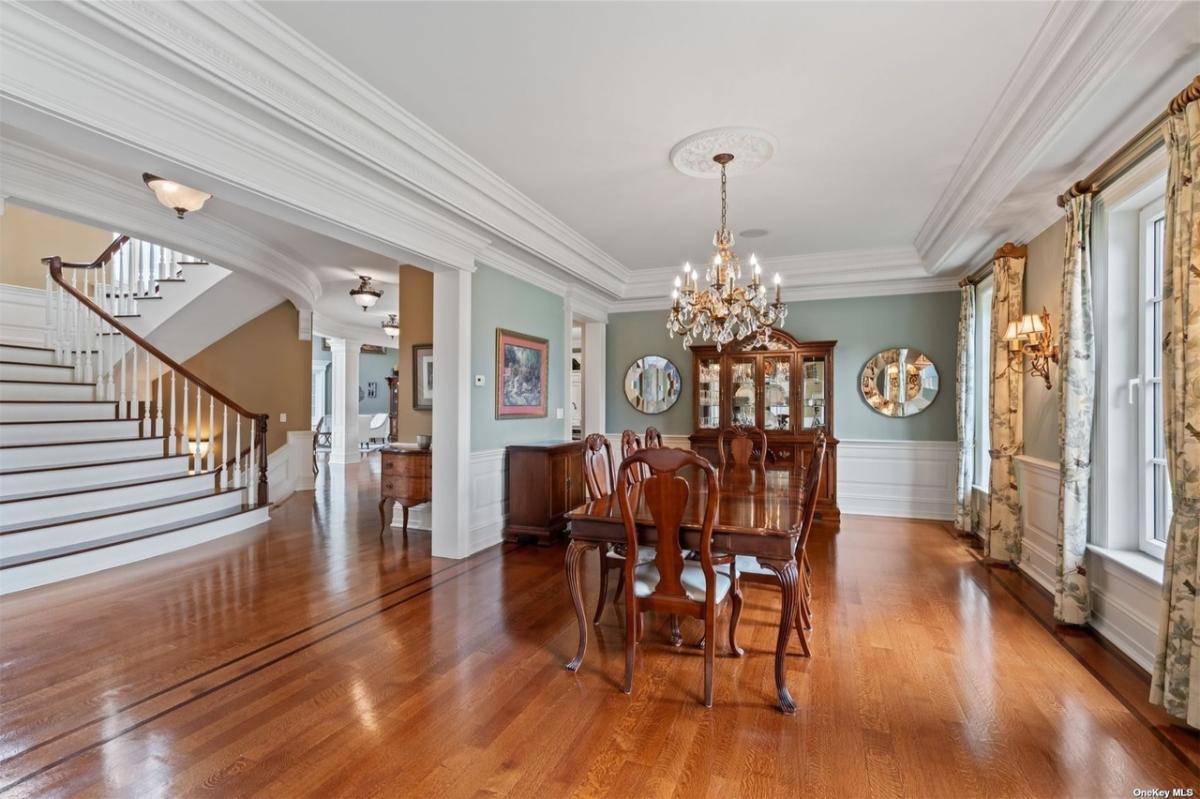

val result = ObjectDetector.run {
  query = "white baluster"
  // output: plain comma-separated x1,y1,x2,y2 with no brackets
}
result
118,333,128,416
105,322,115,401
170,370,177,455
43,273,52,348
155,360,164,437
195,384,202,469
182,379,190,467
221,406,228,485
83,271,94,383
207,394,215,472
70,271,80,377
249,419,256,506
143,347,151,428
234,416,243,488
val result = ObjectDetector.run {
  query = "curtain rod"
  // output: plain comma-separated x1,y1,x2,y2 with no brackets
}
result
959,75,1200,289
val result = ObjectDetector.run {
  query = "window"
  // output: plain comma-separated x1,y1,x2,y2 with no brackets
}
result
973,275,994,490
1139,199,1169,557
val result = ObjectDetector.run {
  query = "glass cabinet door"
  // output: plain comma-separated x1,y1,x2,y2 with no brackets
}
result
761,355,792,431
697,357,722,429
730,358,757,427
801,356,828,429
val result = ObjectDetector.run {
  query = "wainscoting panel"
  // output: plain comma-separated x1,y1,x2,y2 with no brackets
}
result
1014,455,1058,594
467,448,508,553
0,284,48,347
267,430,318,507
836,439,956,520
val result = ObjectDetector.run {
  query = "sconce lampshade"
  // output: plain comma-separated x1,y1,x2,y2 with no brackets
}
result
350,275,382,311
142,173,211,219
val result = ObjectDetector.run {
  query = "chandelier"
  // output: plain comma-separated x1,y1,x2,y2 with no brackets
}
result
667,153,786,350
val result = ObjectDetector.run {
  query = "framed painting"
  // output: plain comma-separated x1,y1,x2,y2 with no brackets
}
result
495,328,548,419
412,343,433,410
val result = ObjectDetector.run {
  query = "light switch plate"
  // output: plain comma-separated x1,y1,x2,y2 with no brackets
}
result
556,408,564,419
474,375,485,386
279,412,288,423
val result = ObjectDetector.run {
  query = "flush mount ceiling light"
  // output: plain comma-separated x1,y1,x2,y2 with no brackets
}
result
349,275,382,311
142,173,211,219
381,313,400,338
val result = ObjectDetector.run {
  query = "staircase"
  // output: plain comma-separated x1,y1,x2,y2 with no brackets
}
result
0,237,270,595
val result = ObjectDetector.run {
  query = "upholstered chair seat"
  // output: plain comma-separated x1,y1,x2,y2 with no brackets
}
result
634,561,732,604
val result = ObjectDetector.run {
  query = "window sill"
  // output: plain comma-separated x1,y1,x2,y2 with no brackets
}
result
1086,544,1164,585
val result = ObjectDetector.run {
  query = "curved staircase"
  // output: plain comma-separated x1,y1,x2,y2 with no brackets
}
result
0,238,270,595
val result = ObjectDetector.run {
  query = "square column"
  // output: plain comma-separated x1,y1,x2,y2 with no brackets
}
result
582,321,606,437
432,268,472,558
329,337,361,465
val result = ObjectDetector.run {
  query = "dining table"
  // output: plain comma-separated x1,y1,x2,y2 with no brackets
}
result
564,463,808,713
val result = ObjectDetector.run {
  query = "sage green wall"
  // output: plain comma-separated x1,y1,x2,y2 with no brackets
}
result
607,291,959,441
1022,219,1065,462
471,264,566,451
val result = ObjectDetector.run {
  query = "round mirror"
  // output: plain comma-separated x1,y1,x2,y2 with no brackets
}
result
624,356,682,414
859,348,939,417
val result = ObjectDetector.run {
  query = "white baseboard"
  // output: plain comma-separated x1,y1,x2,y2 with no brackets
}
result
0,284,50,347
837,439,956,520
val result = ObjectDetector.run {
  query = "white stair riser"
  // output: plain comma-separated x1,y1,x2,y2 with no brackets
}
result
0,437,164,471
0,382,96,401
0,419,143,446
0,347,57,365
0,402,117,422
0,506,269,595
0,455,190,498
0,489,246,559
0,472,220,527
0,363,78,383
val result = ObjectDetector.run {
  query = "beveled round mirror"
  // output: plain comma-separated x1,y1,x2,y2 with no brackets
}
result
624,355,682,414
859,348,939,417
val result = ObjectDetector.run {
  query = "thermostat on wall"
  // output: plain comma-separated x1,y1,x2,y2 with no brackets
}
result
474,375,485,386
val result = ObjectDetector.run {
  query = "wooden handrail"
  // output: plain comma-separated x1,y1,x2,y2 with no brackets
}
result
44,237,268,506
44,254,263,421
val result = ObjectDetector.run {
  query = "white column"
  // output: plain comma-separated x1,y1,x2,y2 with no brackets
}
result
431,267,472,559
582,321,607,437
562,305,574,441
329,337,362,465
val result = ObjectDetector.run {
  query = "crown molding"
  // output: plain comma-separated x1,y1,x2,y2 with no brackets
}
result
914,0,1181,273
0,138,323,309
67,0,630,294
564,285,610,324
477,246,568,298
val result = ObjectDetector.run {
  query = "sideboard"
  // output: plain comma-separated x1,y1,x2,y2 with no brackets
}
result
503,440,586,544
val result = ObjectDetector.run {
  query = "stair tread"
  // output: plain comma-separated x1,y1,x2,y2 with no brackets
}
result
0,360,75,370
0,452,189,477
0,435,164,451
0,400,116,405
0,418,129,425
0,485,243,534
0,344,55,353
0,504,263,569
0,378,96,386
0,468,219,503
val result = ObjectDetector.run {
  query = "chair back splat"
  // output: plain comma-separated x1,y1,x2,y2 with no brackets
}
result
717,425,767,468
582,433,616,500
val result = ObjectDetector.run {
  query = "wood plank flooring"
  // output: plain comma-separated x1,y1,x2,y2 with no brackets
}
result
0,454,1195,797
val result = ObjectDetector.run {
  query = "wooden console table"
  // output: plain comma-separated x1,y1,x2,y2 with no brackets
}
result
379,446,431,536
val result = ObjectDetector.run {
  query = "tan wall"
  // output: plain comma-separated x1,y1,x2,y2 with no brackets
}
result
1022,218,1066,463
394,265,433,442
0,205,114,289
182,302,311,454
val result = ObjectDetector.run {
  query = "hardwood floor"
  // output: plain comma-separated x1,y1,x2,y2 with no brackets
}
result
0,454,1195,797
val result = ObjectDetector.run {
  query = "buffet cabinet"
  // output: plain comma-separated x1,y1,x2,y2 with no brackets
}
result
688,332,840,529
503,440,586,544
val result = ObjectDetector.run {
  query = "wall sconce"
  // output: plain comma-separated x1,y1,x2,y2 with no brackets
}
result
143,173,211,219
1002,307,1059,390
381,313,400,338
349,275,382,311
187,439,210,459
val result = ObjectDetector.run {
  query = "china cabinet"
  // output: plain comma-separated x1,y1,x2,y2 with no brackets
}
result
689,332,839,529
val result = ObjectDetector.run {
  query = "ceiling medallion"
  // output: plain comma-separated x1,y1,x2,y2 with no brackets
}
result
669,127,777,178
667,153,786,351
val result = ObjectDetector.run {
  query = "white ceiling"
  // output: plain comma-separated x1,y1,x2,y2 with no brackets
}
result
267,0,1056,272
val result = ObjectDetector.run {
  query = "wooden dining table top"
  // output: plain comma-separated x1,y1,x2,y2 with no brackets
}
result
566,464,807,541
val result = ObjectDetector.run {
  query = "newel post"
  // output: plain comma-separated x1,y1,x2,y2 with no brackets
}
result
256,414,269,507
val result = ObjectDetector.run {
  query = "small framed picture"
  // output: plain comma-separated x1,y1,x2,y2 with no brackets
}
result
495,328,548,419
413,344,433,410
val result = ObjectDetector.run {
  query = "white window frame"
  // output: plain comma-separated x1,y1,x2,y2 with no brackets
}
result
1137,198,1168,559
972,274,994,492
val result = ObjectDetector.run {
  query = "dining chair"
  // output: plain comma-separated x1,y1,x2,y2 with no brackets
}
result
643,427,663,448
584,434,653,625
620,429,646,483
616,447,741,707
717,425,768,468
726,431,826,656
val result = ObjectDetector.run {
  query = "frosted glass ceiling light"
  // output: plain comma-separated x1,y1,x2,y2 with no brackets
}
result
142,173,211,219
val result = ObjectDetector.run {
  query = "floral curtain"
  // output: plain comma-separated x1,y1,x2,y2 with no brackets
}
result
984,246,1025,563
1151,79,1200,727
955,282,976,532
1054,193,1094,625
